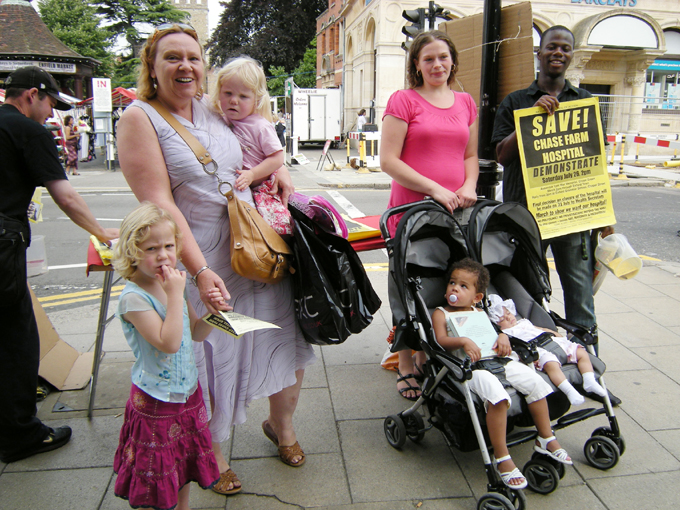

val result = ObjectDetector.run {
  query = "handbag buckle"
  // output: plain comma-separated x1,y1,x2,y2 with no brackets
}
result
202,159,219,176
219,181,233,198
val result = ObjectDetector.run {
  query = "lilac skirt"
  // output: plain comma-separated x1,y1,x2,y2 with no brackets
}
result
113,383,219,510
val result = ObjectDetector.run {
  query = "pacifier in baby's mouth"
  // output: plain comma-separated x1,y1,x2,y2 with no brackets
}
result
447,294,458,305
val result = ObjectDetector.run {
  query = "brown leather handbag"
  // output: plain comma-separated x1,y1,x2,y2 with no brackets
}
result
222,181,291,284
147,99,291,284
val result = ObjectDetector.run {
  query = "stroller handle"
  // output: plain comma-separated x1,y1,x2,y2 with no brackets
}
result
379,198,449,242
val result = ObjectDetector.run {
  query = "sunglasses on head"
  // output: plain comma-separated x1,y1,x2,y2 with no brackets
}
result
150,23,196,43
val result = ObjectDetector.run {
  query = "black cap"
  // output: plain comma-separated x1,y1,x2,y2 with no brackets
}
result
5,66,72,111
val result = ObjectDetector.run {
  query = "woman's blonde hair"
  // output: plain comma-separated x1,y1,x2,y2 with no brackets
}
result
136,24,204,102
113,202,182,280
210,56,272,122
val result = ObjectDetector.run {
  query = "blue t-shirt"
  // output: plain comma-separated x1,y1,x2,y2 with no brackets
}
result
117,281,198,403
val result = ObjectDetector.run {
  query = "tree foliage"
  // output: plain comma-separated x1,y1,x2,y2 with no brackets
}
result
93,0,189,59
208,0,325,73
267,39,317,98
38,0,115,77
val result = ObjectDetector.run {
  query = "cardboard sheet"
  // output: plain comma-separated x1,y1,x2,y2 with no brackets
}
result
32,287,94,391
441,2,535,107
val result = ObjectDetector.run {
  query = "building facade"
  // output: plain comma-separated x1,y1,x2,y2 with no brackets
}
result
317,1,344,90
0,0,99,99
171,0,209,48
327,0,680,143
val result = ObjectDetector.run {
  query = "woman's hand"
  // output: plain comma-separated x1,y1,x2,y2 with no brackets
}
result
269,165,294,207
455,181,478,209
429,185,464,213
196,268,232,314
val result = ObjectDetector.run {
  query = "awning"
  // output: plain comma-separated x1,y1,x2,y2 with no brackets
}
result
78,87,137,108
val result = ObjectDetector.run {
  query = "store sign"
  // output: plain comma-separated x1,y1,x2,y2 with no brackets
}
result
92,78,112,113
649,60,680,71
570,0,637,6
0,60,77,74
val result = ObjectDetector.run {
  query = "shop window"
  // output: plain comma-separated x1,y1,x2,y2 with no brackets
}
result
646,68,680,109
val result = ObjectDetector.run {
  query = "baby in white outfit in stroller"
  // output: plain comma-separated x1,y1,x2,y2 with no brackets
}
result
488,295,607,406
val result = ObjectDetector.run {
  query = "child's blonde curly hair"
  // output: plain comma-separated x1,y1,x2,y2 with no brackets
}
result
210,55,272,122
113,202,182,280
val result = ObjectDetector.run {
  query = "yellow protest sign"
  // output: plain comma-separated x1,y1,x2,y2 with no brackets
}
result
514,97,616,240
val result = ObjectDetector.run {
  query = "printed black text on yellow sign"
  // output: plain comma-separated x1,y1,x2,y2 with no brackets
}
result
514,97,616,240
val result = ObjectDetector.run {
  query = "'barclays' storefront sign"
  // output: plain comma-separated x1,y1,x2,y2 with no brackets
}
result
571,0,637,6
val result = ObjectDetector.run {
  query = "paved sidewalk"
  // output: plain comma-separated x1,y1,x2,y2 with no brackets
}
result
2,152,680,509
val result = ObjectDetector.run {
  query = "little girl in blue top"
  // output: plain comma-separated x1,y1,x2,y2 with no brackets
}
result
112,203,231,510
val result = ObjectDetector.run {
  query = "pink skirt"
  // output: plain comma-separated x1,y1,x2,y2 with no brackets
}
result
113,383,219,510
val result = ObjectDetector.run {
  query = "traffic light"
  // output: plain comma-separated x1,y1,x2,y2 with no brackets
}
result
427,2,450,29
401,8,426,52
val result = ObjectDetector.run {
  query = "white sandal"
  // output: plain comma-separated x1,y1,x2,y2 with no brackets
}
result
495,455,527,489
535,435,573,465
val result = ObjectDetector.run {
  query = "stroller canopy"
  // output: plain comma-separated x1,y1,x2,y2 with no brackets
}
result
467,200,551,303
382,200,471,326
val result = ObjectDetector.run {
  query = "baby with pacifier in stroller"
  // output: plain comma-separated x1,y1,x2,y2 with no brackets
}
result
431,258,573,490
487,295,608,406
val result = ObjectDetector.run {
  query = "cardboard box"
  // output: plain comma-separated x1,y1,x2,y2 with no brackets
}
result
31,287,94,391
441,2,535,107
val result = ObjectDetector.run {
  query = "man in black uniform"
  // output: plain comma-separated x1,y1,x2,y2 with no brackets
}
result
0,66,118,463
492,26,613,342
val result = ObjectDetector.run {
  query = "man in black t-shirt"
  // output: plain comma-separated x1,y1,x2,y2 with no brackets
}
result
0,67,118,463
491,27,613,348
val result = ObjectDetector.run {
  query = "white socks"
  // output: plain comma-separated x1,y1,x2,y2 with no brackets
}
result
558,380,585,405
582,371,607,397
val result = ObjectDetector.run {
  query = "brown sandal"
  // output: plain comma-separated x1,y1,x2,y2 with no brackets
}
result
262,420,306,467
211,468,242,495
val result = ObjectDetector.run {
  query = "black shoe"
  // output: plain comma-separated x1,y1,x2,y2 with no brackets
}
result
0,426,72,463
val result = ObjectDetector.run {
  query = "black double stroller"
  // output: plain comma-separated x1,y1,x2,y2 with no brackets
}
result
380,199,624,510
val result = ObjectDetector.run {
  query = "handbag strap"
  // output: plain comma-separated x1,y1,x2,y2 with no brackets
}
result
146,99,214,166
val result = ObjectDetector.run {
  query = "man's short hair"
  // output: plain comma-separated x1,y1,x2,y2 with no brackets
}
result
540,26,575,49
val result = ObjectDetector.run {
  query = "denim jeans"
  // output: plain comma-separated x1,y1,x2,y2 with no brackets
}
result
545,231,596,330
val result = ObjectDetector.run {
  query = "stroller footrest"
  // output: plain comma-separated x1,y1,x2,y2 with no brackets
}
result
506,429,538,448
554,407,605,429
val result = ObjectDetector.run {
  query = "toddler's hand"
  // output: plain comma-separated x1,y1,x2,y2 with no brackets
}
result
206,286,232,311
235,169,254,191
493,333,512,357
157,265,186,297
463,338,482,363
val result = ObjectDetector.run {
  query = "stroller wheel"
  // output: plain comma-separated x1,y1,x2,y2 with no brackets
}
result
477,492,514,510
592,426,626,455
404,412,425,443
523,458,559,494
531,451,566,479
384,415,406,449
584,435,620,470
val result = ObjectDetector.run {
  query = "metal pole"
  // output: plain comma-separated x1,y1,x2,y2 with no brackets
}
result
478,0,501,161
